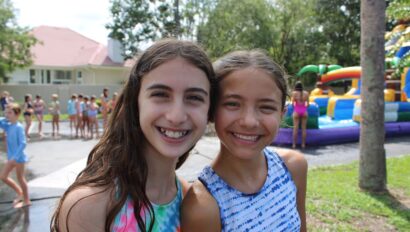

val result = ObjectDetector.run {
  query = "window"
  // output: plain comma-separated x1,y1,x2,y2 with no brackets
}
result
29,69,36,84
47,70,51,83
77,71,83,84
53,70,72,84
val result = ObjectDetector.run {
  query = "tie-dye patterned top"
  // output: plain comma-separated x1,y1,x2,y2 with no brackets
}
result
111,179,182,232
198,148,301,232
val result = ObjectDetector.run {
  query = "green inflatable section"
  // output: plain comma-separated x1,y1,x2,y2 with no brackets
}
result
281,116,319,129
297,64,343,76
319,107,327,115
398,112,410,122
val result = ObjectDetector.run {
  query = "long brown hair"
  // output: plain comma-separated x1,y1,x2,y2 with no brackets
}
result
50,38,216,232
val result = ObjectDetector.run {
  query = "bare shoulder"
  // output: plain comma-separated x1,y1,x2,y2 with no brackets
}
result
276,149,308,182
181,180,221,232
177,176,192,196
58,186,112,232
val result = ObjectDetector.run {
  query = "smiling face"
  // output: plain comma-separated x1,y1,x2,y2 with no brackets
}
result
138,57,211,160
215,67,284,160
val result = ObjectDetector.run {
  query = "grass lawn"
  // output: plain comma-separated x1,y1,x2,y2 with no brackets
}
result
307,155,410,231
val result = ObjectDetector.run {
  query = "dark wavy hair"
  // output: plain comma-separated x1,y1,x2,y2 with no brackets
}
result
213,49,288,111
294,81,303,92
50,38,216,232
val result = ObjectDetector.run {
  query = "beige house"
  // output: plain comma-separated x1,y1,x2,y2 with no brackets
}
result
9,26,133,85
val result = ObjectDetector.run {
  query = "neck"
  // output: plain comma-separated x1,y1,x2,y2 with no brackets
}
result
144,145,178,205
212,146,267,194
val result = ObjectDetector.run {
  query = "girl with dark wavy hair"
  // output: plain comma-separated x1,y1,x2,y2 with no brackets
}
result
50,38,216,232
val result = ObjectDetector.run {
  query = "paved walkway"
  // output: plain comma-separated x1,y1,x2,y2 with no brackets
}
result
0,120,409,231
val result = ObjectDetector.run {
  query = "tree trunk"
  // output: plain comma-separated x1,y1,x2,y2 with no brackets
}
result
174,0,181,38
359,0,386,192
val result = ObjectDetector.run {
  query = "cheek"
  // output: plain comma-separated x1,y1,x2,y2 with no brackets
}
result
191,105,210,129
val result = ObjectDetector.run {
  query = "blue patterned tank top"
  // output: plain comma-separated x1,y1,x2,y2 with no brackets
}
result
198,148,301,232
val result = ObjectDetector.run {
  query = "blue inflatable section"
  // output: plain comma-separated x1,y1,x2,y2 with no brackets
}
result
333,98,357,120
313,97,329,108
404,69,410,99
395,45,410,58
398,102,410,112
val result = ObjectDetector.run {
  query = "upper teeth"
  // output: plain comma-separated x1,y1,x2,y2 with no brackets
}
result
160,128,188,138
233,133,258,141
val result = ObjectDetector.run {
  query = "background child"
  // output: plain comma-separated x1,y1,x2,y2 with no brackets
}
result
67,94,78,138
87,95,99,139
50,39,216,231
182,50,307,231
23,94,34,139
33,95,46,138
81,96,89,139
75,94,84,138
292,81,310,149
0,103,31,208
49,94,60,138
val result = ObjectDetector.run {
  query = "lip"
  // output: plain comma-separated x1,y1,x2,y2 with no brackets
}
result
156,126,191,144
230,131,261,145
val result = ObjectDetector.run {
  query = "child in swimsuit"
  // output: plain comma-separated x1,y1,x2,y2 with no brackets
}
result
23,94,33,139
33,95,45,137
49,94,60,138
0,103,31,208
291,81,310,149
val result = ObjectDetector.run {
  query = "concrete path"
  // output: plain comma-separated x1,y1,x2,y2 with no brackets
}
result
0,120,409,231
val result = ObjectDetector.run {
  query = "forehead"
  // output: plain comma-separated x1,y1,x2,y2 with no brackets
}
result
220,67,281,98
141,57,210,90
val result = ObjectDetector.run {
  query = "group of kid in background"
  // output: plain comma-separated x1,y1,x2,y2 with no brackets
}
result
66,90,118,140
1,90,118,140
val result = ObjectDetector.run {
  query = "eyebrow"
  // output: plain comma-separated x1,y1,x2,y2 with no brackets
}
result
223,94,278,104
146,84,208,96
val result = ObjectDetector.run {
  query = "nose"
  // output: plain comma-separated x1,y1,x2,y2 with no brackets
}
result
165,100,188,125
239,107,259,128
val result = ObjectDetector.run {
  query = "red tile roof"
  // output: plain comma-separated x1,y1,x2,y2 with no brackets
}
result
30,26,132,68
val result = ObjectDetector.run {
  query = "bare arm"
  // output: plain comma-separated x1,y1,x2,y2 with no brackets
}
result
181,181,221,232
303,91,310,107
277,149,308,232
58,186,111,232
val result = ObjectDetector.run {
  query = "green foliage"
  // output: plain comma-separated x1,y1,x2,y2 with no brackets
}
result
387,0,410,22
0,0,37,83
307,156,410,231
106,0,202,58
314,0,360,66
198,0,326,77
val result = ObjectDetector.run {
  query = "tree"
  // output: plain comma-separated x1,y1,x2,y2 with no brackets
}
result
106,0,200,58
314,0,361,66
198,0,320,75
198,0,276,59
0,0,37,83
359,0,386,192
386,0,410,22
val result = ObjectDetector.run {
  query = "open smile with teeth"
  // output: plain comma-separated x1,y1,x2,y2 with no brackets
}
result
158,127,190,139
232,133,259,142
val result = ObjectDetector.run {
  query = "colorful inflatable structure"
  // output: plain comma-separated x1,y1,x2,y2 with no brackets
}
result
275,23,410,146
275,66,410,146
